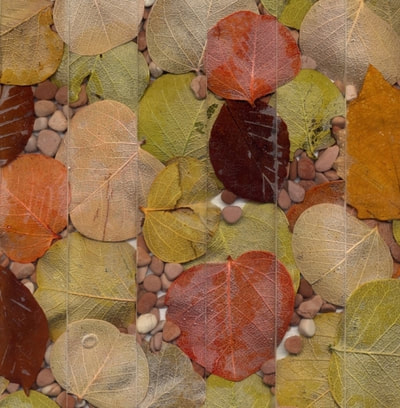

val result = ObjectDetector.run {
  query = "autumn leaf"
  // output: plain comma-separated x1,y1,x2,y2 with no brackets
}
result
53,0,144,55
346,65,400,220
0,0,63,85
34,232,136,340
209,100,290,202
205,11,301,104
0,378,8,395
365,0,400,36
0,86,35,166
141,157,221,263
50,319,149,408
0,154,68,263
0,266,48,393
0,390,59,407
329,280,400,407
146,0,258,73
292,203,393,306
165,251,295,381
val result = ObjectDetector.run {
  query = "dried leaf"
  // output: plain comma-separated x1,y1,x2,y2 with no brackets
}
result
0,154,68,263
270,69,345,159
140,342,206,408
141,157,220,263
204,374,273,408
0,0,63,85
292,203,393,305
146,0,258,73
276,313,340,408
393,220,400,246
0,266,48,393
34,232,136,340
205,11,301,104
51,42,149,111
329,280,400,407
166,251,295,381
138,73,222,163
0,86,34,166
365,0,400,36
51,319,149,408
53,0,144,55
0,390,59,407
300,0,400,87
346,65,400,220
56,100,164,241
0,378,8,395
209,100,290,202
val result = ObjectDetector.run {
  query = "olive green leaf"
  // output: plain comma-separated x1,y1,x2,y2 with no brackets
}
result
34,232,136,340
0,390,59,407
365,0,400,35
0,377,9,395
329,279,400,407
393,220,400,246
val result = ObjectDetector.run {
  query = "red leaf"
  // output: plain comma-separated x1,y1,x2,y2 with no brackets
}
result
209,100,290,202
0,86,35,166
205,11,301,104
165,251,294,381
0,154,68,262
0,266,48,393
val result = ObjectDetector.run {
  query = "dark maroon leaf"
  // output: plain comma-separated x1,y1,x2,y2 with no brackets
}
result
209,100,290,202
0,85,35,166
0,266,48,393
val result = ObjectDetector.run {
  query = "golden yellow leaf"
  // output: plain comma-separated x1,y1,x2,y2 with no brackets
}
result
0,0,63,85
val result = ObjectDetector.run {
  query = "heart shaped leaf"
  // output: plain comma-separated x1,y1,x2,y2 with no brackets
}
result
209,100,290,202
205,11,301,104
165,251,295,381
0,266,48,393
0,390,59,407
0,154,68,262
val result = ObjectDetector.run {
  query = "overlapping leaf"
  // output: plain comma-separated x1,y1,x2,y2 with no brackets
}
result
0,390,59,407
365,0,400,35
393,220,400,245
205,11,301,104
166,251,294,381
34,232,136,340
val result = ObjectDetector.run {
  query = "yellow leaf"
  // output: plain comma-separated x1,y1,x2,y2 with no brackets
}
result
0,0,63,85
0,390,59,407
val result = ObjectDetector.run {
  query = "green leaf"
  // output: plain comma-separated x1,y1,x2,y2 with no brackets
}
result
277,313,341,408
393,220,400,246
34,232,136,340
270,69,345,159
0,390,59,407
0,377,8,395
365,0,400,36
186,202,300,290
329,279,400,407
203,374,273,408
138,73,223,164
51,42,149,111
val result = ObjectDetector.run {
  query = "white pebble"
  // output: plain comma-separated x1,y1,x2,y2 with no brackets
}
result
136,313,158,333
345,84,358,101
44,343,53,365
144,0,155,6
48,110,68,132
33,117,48,131
298,318,316,337
149,61,163,78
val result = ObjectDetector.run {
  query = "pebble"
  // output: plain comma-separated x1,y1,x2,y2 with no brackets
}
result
69,84,88,108
294,293,303,308
143,274,162,293
149,61,163,78
334,79,345,95
284,335,303,354
7,382,20,393
37,129,61,157
162,320,181,342
10,262,35,279
298,318,316,337
34,100,56,117
378,222,400,262
287,180,305,203
34,80,58,100
298,278,314,298
23,281,35,294
345,84,358,101
190,75,208,100
221,189,237,205
62,104,74,119
156,294,166,308
137,246,151,266
262,373,276,386
289,160,297,180
324,170,340,181
136,266,148,284
0,251,10,268
151,332,163,352
290,311,301,326
137,233,150,253
149,256,164,276
150,307,160,322
261,358,275,375
150,319,166,335
48,110,68,132
164,263,183,281
320,302,337,313
137,292,157,314
331,116,346,128
56,391,76,408
297,295,323,319
33,117,48,131
161,273,172,290
298,180,315,191
315,145,340,172
144,0,156,6
36,368,55,387
297,156,315,180
314,172,329,185
127,323,136,335
301,55,317,69
41,382,61,397
278,188,291,210
222,206,242,224
137,30,147,51
136,313,158,333
192,361,205,378
44,343,53,365
24,135,38,153
55,86,68,105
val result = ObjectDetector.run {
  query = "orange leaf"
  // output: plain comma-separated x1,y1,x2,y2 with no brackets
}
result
205,11,301,105
347,65,400,220
0,154,68,262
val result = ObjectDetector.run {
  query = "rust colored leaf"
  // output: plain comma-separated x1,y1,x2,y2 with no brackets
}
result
205,11,301,105
287,180,345,231
0,85,34,166
0,266,48,393
0,154,68,262
209,100,290,202
347,65,400,220
165,251,294,381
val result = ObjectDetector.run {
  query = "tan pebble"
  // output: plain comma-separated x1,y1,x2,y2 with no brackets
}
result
298,179,315,191
56,391,76,408
190,75,207,100
320,302,337,313
69,84,88,108
161,273,172,291
149,333,159,352
149,256,164,276
298,318,316,337
10,262,35,279
301,55,317,69
149,61,163,78
137,30,147,51
294,293,303,308
34,80,58,100
137,291,157,314
150,319,166,335
290,311,301,326
144,0,155,6
324,170,340,181
136,313,158,333
137,246,151,266
62,104,74,119
164,263,183,281
331,116,346,128
44,343,53,365
289,160,297,180
37,129,61,157
40,382,61,396
55,86,68,105
34,100,56,117
155,294,166,308
261,358,275,375
75,399,87,408
36,367,55,387
277,188,291,210
23,281,35,294
297,156,315,180
143,274,162,293
162,320,181,342
6,382,20,393
48,110,68,132
137,233,150,252
345,84,358,101
262,373,275,386
150,307,160,322
24,135,38,153
142,49,152,65
298,278,314,298
297,295,323,319
284,335,303,354
0,251,10,268
221,189,237,205
33,117,48,131
222,205,242,224
192,361,205,377
127,323,136,335
136,266,148,284
315,145,340,172
287,180,305,203
294,148,304,158
314,172,329,184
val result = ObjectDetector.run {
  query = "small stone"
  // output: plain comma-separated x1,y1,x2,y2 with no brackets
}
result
284,335,303,354
24,135,38,153
331,116,346,128
62,104,74,119
320,302,337,313
298,277,314,298
301,55,317,69
144,0,155,6
297,156,315,180
7,382,20,393
69,84,88,108
190,75,207,100
222,206,242,224
10,262,35,279
298,318,316,337
164,263,183,280
221,189,237,205
35,80,58,100
156,294,166,308
150,319,166,335
0,251,10,268
262,373,276,386
162,320,181,342
192,361,205,378
56,391,76,408
137,30,147,51
161,273,172,290
37,129,61,157
34,100,56,117
136,266,148,284
44,343,53,365
298,180,316,191
33,117,48,131
315,145,340,172
48,110,68,132
137,233,150,253
314,172,329,185
143,274,162,293
23,281,35,294
150,307,160,322
345,84,358,101
289,29,299,43
137,246,151,266
261,358,275,375
36,368,55,387
290,311,301,326
277,188,291,210
294,293,303,308
136,313,158,333
149,61,163,78
287,180,305,203
152,332,163,351
297,295,323,319
41,382,62,397
55,86,68,105
137,292,157,314
289,160,297,180
149,256,164,276
324,170,340,181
